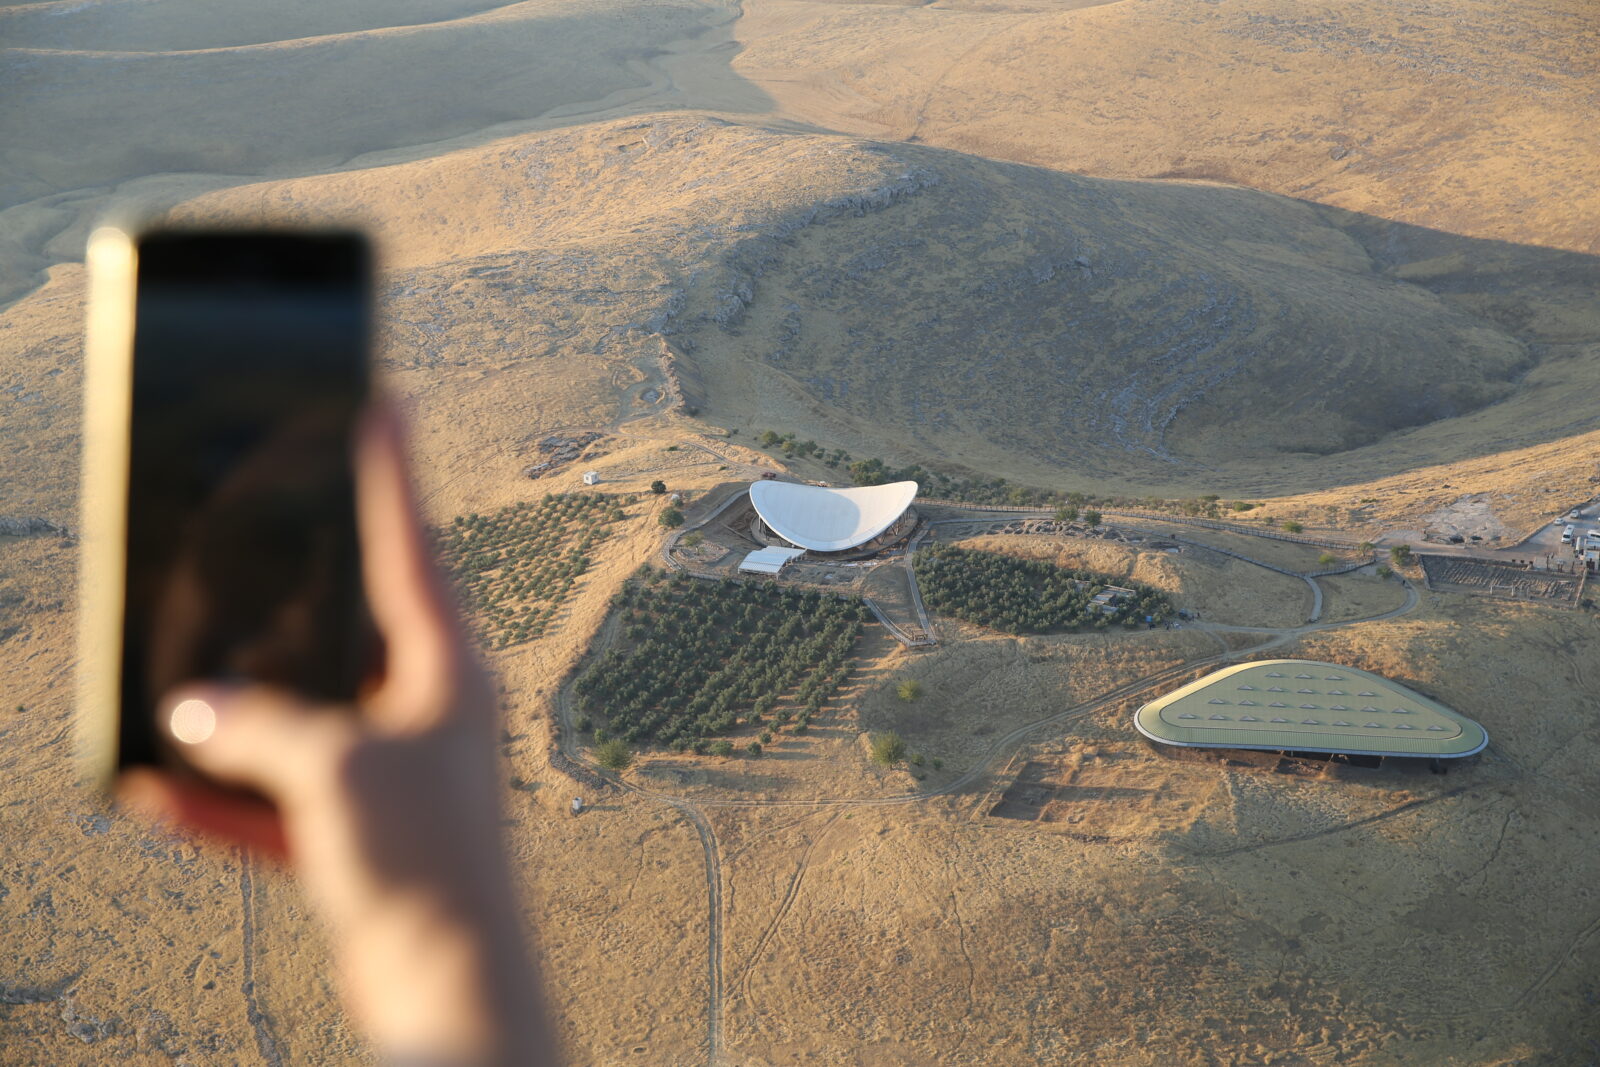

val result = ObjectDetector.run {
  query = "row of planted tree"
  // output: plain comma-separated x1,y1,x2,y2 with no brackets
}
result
434,493,631,649
914,544,1174,634
573,569,866,749
572,546,1176,766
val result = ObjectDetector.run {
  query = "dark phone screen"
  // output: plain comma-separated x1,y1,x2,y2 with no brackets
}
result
119,231,375,769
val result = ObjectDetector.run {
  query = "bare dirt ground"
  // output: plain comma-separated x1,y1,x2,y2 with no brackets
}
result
663,585,1600,1064
851,626,1220,775
1129,525,1350,573
1315,572,1412,625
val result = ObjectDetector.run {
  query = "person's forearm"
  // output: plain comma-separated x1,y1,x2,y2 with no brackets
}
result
342,890,557,1066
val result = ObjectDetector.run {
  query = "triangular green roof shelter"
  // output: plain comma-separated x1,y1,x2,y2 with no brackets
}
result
1134,659,1488,758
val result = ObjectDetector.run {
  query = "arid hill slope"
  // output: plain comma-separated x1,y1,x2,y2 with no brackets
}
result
0,0,746,305
162,117,1600,496
736,0,1598,252
5,115,1595,531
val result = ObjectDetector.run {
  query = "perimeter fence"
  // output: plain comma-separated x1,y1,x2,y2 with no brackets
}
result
918,498,1359,550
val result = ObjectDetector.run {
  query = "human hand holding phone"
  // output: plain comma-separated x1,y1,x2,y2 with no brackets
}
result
80,226,557,1064
124,404,559,1066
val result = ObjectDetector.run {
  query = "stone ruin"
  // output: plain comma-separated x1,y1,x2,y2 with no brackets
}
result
523,432,604,480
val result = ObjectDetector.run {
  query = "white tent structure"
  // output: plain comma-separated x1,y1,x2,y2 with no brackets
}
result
748,480,919,552
738,546,808,575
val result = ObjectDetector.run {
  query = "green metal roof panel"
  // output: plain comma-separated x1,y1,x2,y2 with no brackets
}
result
1134,659,1488,758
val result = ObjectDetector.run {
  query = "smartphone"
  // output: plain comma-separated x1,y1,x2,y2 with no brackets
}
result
79,226,378,790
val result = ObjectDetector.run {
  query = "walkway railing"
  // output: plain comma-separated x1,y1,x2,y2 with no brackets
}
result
863,597,935,647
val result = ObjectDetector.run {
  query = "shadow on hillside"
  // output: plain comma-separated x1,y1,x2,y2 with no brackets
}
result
676,133,1600,497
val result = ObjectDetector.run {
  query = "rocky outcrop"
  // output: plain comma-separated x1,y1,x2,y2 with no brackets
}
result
656,336,704,415
706,163,941,332
0,516,67,538
523,433,603,480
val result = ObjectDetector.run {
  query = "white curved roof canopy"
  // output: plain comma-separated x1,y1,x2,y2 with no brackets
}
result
748,480,919,552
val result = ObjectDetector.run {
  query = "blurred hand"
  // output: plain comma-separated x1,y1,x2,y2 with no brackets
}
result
122,402,558,1066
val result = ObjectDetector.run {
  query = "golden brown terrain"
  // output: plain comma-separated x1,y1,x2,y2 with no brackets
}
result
3,0,1598,1062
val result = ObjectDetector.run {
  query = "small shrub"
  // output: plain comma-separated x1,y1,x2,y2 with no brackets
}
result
650,480,667,494
710,739,734,757
1390,544,1414,566
932,757,943,770
869,731,906,767
1083,509,1102,527
1318,552,1336,566
576,715,593,732
658,507,684,528
1376,564,1393,579
746,741,763,757
1283,520,1304,533
760,730,774,744
896,679,922,702
595,738,632,771
683,531,705,548
910,753,924,767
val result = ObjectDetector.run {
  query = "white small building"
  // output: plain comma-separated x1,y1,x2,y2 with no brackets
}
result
581,471,600,486
738,546,808,576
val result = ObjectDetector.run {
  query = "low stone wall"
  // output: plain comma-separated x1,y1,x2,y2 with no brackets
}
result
1418,554,1582,604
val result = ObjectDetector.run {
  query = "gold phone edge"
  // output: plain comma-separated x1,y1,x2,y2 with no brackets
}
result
77,225,137,797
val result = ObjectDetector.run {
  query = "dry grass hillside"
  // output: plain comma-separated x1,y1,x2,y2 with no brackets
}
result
9,114,1591,524
668,140,1600,493
702,592,1600,1064
735,0,1598,252
0,0,758,305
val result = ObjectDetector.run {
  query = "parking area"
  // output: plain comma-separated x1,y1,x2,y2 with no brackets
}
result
1510,502,1600,565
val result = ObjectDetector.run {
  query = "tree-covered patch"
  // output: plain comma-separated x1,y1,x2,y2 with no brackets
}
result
574,571,867,748
913,544,1173,634
435,493,630,649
